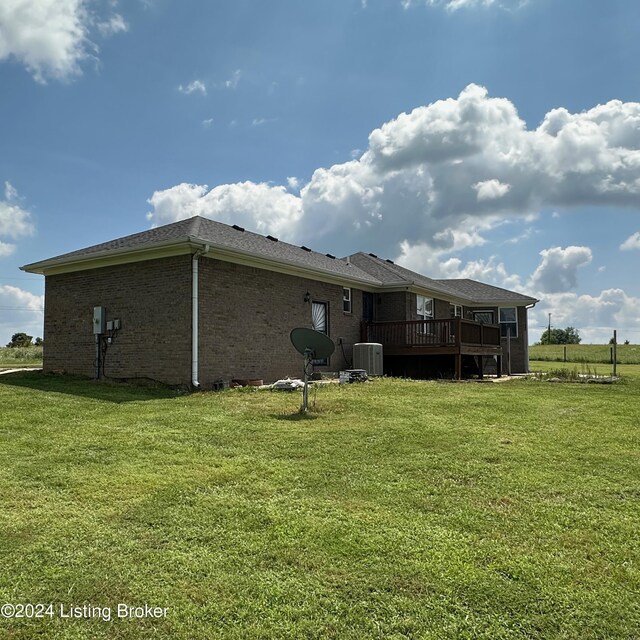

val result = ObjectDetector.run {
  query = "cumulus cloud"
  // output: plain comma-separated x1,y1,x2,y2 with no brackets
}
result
399,242,638,344
397,241,525,291
179,79,207,95
473,179,511,201
0,182,35,244
0,242,16,257
147,181,302,238
620,231,640,251
531,289,640,344
0,285,44,346
528,246,592,293
0,0,128,82
148,84,640,260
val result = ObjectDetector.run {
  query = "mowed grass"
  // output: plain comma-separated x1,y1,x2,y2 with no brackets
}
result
0,373,639,639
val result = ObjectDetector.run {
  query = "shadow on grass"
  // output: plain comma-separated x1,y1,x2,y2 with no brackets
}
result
271,411,321,422
0,371,179,403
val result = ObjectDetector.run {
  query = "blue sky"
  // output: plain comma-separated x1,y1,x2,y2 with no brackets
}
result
1,0,640,345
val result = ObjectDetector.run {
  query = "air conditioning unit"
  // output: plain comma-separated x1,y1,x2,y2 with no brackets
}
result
353,342,383,376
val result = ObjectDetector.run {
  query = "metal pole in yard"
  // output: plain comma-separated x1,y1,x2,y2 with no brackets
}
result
613,330,617,377
507,327,512,376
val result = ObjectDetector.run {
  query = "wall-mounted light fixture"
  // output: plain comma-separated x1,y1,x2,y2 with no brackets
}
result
304,291,311,303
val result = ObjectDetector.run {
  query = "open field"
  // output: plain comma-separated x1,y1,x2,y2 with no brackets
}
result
1,372,639,639
529,343,640,364
0,346,43,368
528,359,639,378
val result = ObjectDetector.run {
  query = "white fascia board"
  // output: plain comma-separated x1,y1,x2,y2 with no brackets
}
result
188,238,380,290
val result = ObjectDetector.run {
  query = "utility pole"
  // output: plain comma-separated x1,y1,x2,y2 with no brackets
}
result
548,313,552,344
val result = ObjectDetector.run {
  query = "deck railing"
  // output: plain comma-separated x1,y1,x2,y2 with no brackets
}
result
361,318,500,349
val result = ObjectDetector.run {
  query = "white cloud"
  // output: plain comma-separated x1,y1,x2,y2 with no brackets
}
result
528,246,592,294
4,181,18,201
148,84,640,260
179,79,207,95
0,182,35,241
96,12,128,36
397,241,525,290
473,179,511,201
0,242,16,257
531,289,640,345
147,181,302,238
0,285,44,346
620,231,640,251
0,0,128,83
202,118,214,128
0,0,88,82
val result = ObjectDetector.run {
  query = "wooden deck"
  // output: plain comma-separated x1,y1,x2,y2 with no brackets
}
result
361,318,502,379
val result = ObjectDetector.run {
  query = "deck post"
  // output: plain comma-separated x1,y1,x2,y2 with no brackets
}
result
478,356,484,380
455,353,462,380
497,355,502,378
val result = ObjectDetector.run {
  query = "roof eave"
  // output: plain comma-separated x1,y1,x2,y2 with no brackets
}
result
186,237,380,289
21,235,381,289
20,238,195,275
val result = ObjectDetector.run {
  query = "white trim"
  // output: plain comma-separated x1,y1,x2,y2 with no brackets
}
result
343,287,352,313
498,306,518,339
192,244,210,388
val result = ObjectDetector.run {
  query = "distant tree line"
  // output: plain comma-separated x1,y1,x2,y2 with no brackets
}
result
5,333,43,348
538,327,631,345
538,326,581,345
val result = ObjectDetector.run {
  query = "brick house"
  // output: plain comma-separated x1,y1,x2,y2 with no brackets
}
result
21,216,538,387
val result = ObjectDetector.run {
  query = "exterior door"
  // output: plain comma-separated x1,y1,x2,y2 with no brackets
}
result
311,301,329,365
362,292,374,323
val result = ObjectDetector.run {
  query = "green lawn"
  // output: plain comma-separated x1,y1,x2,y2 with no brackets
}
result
1,372,639,639
529,343,640,364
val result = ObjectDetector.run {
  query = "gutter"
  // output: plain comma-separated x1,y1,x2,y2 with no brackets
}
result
192,244,210,388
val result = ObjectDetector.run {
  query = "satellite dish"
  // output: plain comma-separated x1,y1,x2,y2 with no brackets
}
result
290,328,335,359
290,328,335,412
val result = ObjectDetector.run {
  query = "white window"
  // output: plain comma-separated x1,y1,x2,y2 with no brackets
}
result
343,287,352,313
417,295,433,320
499,307,518,338
450,304,462,318
416,295,433,335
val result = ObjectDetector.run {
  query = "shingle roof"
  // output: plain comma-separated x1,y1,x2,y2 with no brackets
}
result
22,215,538,305
434,278,538,304
347,252,537,305
23,216,380,285
347,252,472,299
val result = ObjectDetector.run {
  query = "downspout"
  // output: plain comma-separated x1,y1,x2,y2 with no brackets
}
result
524,301,538,373
192,244,210,388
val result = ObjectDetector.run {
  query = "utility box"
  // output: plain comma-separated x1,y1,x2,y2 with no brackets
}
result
93,306,106,334
353,342,383,376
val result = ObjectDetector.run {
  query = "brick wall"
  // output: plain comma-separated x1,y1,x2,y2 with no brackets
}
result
197,257,362,385
374,291,410,321
43,255,192,385
465,304,531,374
502,306,530,374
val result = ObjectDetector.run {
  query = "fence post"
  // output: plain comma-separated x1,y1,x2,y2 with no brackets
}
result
612,330,617,377
563,346,567,362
